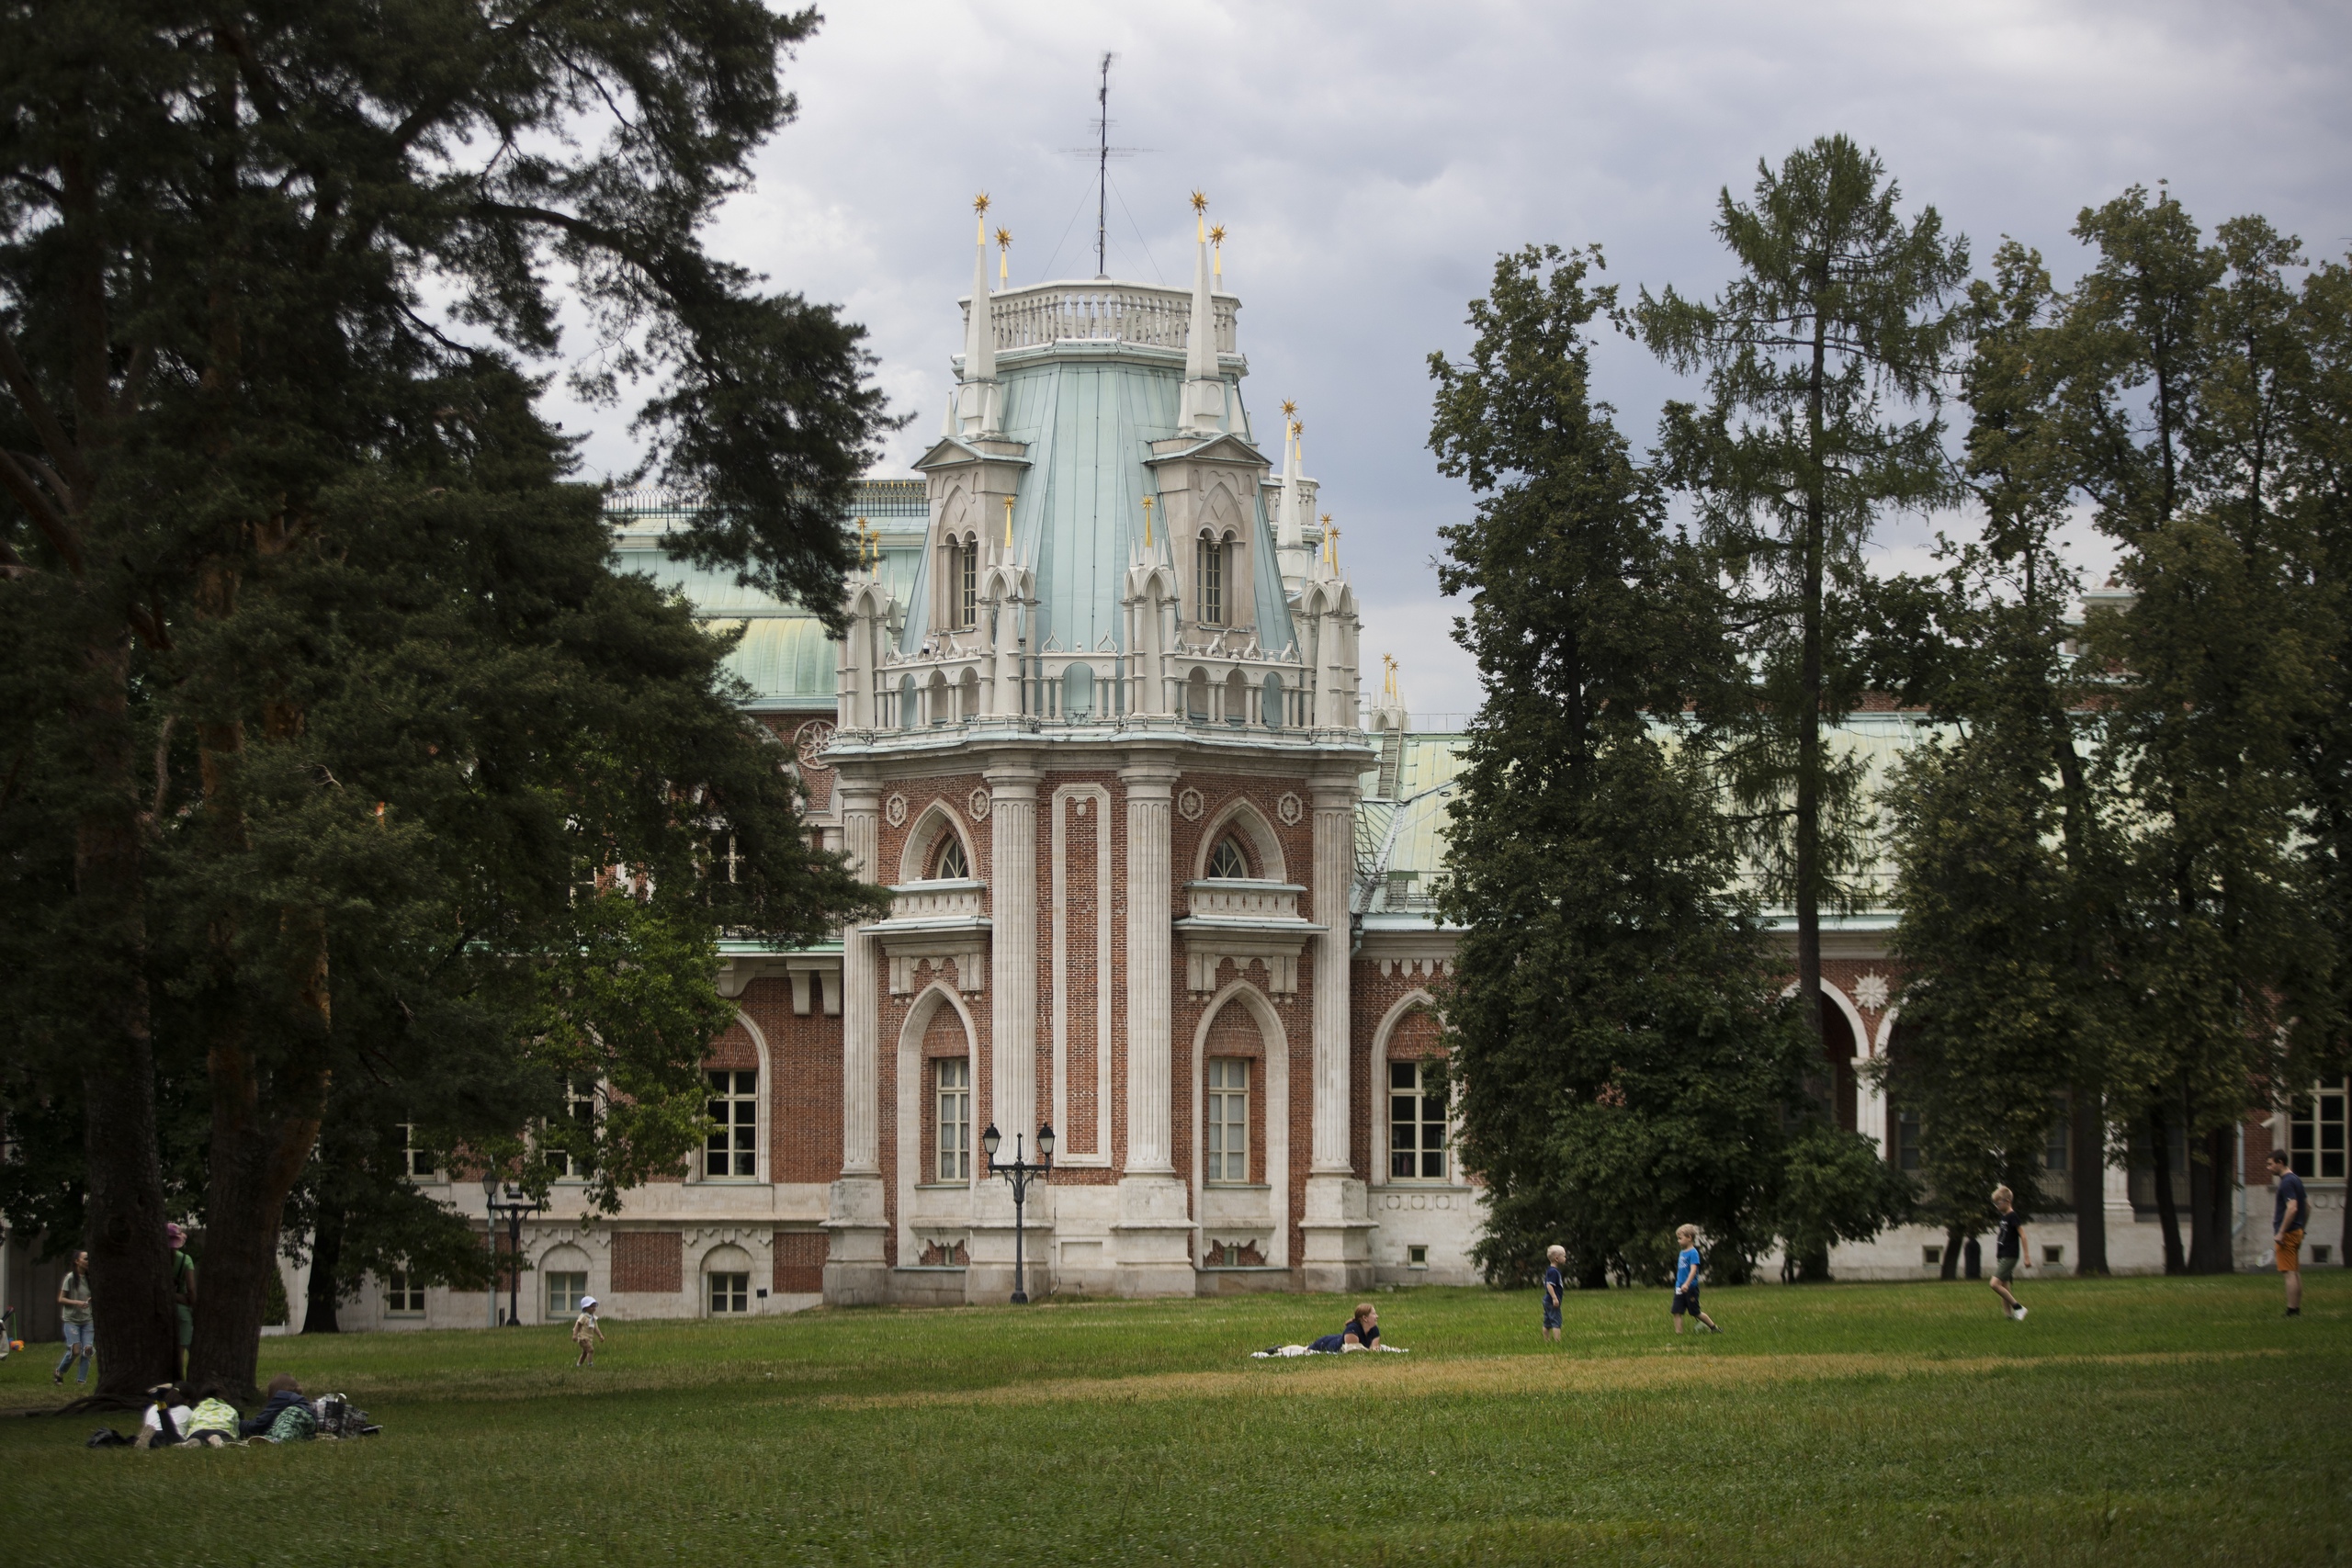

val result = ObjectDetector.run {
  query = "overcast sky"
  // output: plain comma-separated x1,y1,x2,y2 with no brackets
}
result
555,0,2352,723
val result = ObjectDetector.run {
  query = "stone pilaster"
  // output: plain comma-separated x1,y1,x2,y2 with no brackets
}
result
967,759,1047,1304
1300,771,1372,1292
1114,759,1194,1294
825,775,888,1304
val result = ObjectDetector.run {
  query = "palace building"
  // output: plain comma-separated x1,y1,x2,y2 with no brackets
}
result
308,201,2326,1329
14,201,2317,1340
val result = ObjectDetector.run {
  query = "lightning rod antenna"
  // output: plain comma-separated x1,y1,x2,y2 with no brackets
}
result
1095,52,1113,279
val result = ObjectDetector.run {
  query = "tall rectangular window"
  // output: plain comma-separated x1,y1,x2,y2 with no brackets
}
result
958,535,978,627
1892,1108,1923,1172
1206,1059,1250,1183
935,1057,971,1182
550,1077,597,1179
705,1069,758,1179
2291,1084,2347,1180
1196,536,1223,626
397,1122,436,1180
1390,1060,1448,1181
384,1271,425,1315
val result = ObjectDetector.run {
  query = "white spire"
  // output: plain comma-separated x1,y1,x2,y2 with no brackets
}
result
956,195,999,435
1276,410,1304,551
1180,191,1225,433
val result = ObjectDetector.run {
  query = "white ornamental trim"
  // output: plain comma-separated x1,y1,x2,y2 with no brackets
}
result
794,719,836,772
1276,791,1303,826
1177,786,1205,822
968,787,990,821
885,793,908,828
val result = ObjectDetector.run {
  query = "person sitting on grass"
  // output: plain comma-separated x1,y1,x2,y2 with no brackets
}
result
1670,1225,1722,1335
239,1374,310,1438
572,1295,605,1367
135,1383,193,1448
1308,1303,1380,1353
1989,1185,2030,1321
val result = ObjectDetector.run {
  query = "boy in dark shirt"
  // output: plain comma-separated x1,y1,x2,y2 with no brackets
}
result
1543,1245,1565,1343
2268,1149,2307,1317
1989,1185,2030,1321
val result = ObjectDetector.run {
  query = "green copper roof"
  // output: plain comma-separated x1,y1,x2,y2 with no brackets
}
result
905,356,1298,659
605,481,928,712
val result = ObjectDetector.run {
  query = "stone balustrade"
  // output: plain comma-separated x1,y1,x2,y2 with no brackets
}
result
961,281,1238,356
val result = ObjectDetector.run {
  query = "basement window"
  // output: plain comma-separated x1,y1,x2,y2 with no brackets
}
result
2042,1246,2064,1267
1407,1246,1430,1269
1922,1246,1942,1266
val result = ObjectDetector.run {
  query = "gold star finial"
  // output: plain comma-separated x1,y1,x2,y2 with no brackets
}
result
1142,494,1154,547
1209,223,1226,246
974,193,990,215
995,227,1012,249
1281,399,1297,419
1190,189,1208,214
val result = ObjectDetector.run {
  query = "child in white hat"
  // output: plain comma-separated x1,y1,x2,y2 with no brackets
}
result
571,1296,605,1367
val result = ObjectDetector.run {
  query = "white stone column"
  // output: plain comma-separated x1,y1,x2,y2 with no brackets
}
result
825,775,888,1304
1853,1054,1886,1155
1301,771,1372,1292
988,761,1042,1143
1114,758,1194,1294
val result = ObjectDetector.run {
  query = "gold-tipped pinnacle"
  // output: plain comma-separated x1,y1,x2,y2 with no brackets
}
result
1281,399,1297,419
995,227,1012,248
1190,189,1208,213
1209,223,1226,246
974,193,991,214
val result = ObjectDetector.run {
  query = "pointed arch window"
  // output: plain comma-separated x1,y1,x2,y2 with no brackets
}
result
1206,834,1250,880
932,834,969,881
1195,531,1225,626
959,532,978,627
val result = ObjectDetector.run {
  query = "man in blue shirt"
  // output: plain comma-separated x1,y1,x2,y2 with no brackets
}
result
1671,1224,1721,1334
2268,1149,2308,1318
1542,1245,1565,1343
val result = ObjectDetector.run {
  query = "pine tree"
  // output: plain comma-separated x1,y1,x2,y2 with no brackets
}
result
0,5,891,1399
1428,244,1901,1287
1634,135,1970,1089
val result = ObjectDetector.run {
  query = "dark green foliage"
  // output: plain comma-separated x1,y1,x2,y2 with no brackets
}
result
1634,135,1970,1055
1883,241,2124,1269
0,3,892,1397
1428,244,1901,1287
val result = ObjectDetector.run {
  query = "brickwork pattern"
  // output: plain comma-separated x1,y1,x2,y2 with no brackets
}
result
729,975,844,1185
773,1230,825,1294
612,1230,683,1293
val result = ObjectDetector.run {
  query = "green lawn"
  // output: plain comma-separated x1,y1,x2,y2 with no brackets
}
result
1,1271,2345,1565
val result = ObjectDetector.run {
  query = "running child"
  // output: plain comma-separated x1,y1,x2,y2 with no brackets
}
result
571,1294,606,1367
1543,1245,1566,1343
1671,1224,1721,1334
1989,1185,2030,1320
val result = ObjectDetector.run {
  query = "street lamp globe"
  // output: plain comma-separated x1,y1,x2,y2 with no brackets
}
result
1036,1122,1057,1159
981,1122,1002,1160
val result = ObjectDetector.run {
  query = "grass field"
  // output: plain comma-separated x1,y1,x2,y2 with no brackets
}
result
1,1270,2345,1565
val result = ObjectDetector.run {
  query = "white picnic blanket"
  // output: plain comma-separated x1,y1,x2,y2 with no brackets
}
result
1250,1344,1409,1358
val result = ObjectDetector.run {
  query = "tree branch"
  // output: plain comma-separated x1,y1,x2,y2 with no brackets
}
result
0,330,94,495
0,447,83,575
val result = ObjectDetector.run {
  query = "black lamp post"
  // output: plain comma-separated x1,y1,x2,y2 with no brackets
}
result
982,1121,1055,1304
481,1175,545,1326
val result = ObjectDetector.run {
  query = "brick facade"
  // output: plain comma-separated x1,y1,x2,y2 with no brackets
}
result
612,1231,682,1294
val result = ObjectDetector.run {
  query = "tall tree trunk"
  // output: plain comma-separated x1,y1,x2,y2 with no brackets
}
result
302,1199,345,1334
2187,1124,2235,1274
2072,1080,2109,1275
1939,1223,1963,1280
72,633,178,1402
2147,1107,2185,1275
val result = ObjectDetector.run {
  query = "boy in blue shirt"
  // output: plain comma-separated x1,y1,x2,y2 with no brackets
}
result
1671,1224,1721,1334
1543,1245,1566,1342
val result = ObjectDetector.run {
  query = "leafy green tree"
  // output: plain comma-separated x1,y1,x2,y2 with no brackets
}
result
1428,243,1901,1288
1883,241,2128,1277
1634,135,1970,1072
0,4,890,1398
2058,192,2330,1273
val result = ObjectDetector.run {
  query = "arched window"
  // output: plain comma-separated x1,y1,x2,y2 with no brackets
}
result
898,672,917,730
932,835,969,880
1195,531,1224,626
1206,834,1250,880
1063,662,1093,720
1261,672,1285,728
